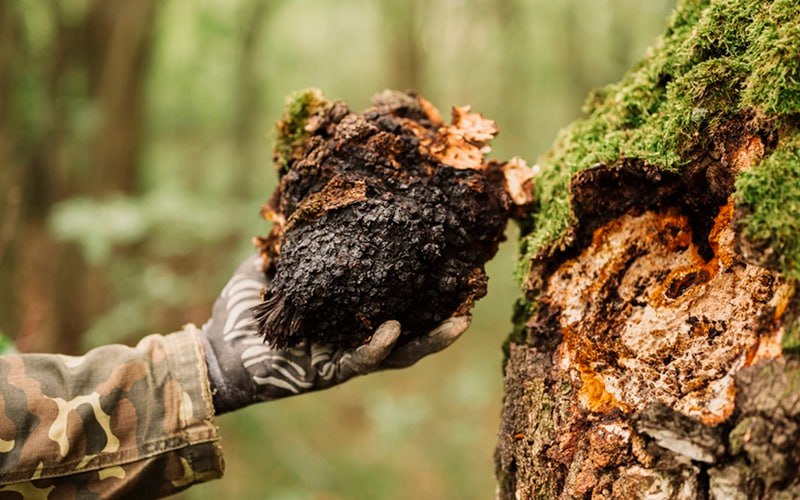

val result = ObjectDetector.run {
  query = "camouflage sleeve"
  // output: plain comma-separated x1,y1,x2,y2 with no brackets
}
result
0,324,224,499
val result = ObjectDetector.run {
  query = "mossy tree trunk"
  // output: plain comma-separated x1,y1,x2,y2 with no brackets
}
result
496,1,800,498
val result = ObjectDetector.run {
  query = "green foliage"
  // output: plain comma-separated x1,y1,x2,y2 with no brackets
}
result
735,132,800,280
49,196,148,264
46,186,257,346
519,0,800,274
0,330,15,355
49,189,252,264
273,88,329,172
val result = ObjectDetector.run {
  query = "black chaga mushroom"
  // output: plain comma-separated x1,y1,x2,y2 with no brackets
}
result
253,89,534,349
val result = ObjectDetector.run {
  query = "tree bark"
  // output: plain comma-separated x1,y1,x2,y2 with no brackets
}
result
496,1,800,498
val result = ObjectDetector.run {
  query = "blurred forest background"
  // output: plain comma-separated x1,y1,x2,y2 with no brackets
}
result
0,0,674,498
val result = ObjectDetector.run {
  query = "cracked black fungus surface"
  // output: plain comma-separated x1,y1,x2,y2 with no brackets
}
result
255,92,511,348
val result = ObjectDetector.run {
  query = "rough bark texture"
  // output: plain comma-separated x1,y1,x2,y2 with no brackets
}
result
255,90,532,348
497,1,800,498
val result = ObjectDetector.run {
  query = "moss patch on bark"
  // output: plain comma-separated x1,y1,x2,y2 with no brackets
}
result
735,135,800,280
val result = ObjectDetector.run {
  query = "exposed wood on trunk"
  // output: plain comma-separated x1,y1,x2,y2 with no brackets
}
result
497,146,798,499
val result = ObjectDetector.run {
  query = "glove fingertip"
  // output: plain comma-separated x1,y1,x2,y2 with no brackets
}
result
430,314,471,340
370,320,402,351
446,315,471,337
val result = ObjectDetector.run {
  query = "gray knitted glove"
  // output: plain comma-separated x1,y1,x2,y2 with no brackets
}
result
200,254,470,414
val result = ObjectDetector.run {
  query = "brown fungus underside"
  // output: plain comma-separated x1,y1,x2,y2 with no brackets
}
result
496,129,800,498
254,91,532,348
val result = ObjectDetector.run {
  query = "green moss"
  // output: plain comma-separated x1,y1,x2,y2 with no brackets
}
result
516,0,800,296
735,132,800,280
740,0,800,115
273,88,330,172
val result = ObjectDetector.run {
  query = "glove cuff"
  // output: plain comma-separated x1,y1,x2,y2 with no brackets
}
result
199,327,254,414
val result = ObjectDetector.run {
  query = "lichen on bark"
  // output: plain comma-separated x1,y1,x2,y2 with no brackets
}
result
499,0,800,498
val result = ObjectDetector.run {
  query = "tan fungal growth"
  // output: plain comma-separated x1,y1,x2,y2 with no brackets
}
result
501,157,537,206
425,105,500,170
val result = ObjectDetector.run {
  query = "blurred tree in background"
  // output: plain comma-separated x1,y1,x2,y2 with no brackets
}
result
0,0,673,498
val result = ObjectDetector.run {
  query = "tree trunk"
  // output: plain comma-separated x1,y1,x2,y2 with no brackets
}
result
496,1,800,498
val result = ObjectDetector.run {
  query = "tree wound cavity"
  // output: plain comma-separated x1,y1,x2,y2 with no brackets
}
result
545,201,792,424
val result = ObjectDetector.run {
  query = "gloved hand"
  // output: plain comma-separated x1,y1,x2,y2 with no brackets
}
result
200,254,471,414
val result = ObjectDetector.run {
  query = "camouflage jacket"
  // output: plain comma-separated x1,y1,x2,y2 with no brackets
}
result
0,324,224,499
